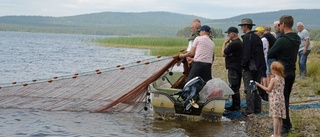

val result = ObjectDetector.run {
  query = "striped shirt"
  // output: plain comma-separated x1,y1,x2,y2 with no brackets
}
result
192,35,215,63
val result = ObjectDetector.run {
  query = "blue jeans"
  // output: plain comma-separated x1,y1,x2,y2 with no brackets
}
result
267,58,276,75
298,50,311,77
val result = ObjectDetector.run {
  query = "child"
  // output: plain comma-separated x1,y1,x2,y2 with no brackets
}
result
255,61,286,137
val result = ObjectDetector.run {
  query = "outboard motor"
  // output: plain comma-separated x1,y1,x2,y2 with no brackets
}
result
172,77,206,112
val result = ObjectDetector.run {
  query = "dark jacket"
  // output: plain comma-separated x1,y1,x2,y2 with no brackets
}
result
268,32,301,75
241,31,266,71
224,38,242,72
263,32,276,49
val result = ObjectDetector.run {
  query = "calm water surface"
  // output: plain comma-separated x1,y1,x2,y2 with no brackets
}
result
0,31,248,137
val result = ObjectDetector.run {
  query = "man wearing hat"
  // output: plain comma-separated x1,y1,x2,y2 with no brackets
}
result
238,18,266,116
222,27,243,111
179,25,215,82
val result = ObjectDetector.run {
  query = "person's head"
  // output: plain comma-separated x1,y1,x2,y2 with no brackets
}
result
263,26,271,33
190,21,201,32
199,25,211,36
238,18,255,33
192,18,201,24
224,26,239,39
296,22,304,32
279,15,294,33
270,61,284,77
273,21,280,32
254,26,265,37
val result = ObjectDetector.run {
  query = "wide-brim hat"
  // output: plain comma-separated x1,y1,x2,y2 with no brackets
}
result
238,18,256,26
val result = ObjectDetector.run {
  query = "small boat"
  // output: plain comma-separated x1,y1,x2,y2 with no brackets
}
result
148,65,234,122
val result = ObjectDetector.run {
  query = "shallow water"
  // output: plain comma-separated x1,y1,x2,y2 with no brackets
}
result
0,31,248,137
0,109,249,137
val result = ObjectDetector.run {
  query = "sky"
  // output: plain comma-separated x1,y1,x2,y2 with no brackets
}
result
0,0,319,19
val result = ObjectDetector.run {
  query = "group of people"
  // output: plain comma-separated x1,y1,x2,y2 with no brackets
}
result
178,15,311,137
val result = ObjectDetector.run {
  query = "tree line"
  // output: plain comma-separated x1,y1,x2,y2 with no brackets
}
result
176,26,224,38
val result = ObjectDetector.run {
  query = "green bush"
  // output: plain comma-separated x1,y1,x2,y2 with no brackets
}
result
311,41,320,54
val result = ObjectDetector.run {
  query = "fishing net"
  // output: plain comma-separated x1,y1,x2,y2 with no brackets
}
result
0,56,180,113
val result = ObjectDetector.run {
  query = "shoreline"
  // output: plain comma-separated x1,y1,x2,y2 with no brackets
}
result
97,37,320,136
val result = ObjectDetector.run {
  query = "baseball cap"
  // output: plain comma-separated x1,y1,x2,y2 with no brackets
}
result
224,27,239,33
255,26,265,33
199,25,211,32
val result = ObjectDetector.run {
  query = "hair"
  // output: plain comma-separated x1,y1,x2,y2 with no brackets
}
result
297,22,304,27
263,26,271,31
193,19,201,23
270,61,285,77
274,21,279,25
243,24,253,30
279,15,294,28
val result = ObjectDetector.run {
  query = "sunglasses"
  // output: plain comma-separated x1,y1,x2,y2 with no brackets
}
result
278,23,280,27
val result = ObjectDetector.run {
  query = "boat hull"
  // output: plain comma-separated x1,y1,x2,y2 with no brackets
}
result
150,90,226,122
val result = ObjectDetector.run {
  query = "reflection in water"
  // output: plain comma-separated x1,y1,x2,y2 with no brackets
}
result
151,120,223,136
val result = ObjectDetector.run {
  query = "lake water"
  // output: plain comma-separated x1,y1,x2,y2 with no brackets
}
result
0,31,248,137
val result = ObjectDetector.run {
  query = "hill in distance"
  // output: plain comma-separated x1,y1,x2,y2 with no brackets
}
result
0,9,319,36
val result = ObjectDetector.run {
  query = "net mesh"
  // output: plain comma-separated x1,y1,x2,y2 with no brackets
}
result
0,56,180,113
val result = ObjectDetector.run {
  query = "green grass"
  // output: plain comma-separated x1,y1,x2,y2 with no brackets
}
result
95,37,224,56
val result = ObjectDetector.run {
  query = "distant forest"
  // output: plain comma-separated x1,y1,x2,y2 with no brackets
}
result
0,9,320,40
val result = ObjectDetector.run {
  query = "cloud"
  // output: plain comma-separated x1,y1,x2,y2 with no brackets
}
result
0,0,319,19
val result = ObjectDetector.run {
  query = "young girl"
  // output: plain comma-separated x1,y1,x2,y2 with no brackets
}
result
255,61,286,137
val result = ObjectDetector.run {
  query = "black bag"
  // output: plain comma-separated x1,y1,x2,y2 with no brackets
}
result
258,88,269,101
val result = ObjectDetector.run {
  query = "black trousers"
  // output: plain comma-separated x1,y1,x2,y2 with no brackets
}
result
228,69,242,108
187,62,212,82
242,69,262,113
283,74,295,129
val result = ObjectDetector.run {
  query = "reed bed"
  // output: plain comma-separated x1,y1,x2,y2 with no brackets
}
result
95,37,224,56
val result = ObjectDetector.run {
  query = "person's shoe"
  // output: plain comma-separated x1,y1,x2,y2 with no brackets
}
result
225,106,240,111
241,112,253,117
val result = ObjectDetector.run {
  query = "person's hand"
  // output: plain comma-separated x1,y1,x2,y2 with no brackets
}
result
179,54,184,59
303,49,307,55
224,38,230,45
186,57,193,64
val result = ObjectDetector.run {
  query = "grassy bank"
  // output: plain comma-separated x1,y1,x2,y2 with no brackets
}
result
95,37,224,56
96,36,319,95
96,36,319,136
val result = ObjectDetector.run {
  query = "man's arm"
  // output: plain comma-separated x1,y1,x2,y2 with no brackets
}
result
268,38,282,59
241,36,252,67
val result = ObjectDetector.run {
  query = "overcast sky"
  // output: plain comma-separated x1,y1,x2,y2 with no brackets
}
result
0,0,318,19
